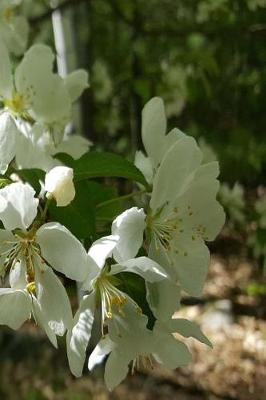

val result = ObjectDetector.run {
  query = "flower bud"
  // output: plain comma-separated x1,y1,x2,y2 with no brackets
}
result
44,166,75,207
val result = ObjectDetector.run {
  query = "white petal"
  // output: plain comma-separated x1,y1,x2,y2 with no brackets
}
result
2,15,29,56
15,44,54,102
36,222,89,281
88,335,114,371
9,260,27,289
32,297,58,348
0,182,38,230
64,70,89,102
15,44,71,124
107,301,150,346
0,229,16,273
149,232,210,296
169,234,210,296
88,235,118,269
150,136,202,214
44,166,75,207
81,256,102,291
0,288,31,329
53,135,92,160
134,151,153,185
82,236,118,290
146,279,181,321
161,127,186,158
104,350,130,391
169,318,212,347
112,207,146,263
176,162,225,241
141,97,166,167
0,39,13,99
0,113,18,174
152,324,192,369
67,293,95,377
15,132,56,171
35,264,73,336
111,256,167,282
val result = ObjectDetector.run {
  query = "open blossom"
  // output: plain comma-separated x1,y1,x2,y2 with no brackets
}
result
114,153,225,296
0,0,29,55
0,258,72,347
87,302,211,391
114,99,225,297
45,166,75,207
66,234,168,377
0,40,90,172
0,41,89,172
0,182,90,339
0,41,88,128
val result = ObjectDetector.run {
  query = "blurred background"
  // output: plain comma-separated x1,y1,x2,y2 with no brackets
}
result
1,0,266,399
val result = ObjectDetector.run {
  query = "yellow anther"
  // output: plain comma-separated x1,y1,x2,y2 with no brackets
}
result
2,7,13,22
26,281,36,295
5,93,26,115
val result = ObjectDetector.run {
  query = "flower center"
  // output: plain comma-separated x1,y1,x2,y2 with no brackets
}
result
95,274,127,329
131,354,155,373
5,92,26,115
2,7,13,23
147,206,183,253
2,233,41,283
26,281,36,295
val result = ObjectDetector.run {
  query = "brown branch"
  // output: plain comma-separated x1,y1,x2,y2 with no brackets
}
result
29,0,88,25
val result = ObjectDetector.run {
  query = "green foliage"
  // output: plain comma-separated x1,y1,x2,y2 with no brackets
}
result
218,183,246,228
247,282,266,296
48,180,123,241
117,272,156,329
72,0,266,185
48,180,96,241
17,169,45,194
50,151,149,240
71,151,148,188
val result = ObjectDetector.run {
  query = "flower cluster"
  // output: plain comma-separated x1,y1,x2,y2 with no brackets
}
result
0,6,225,391
0,40,90,172
65,98,224,389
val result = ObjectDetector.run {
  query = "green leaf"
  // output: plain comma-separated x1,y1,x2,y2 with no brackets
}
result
16,169,45,194
48,180,95,240
72,151,149,188
117,272,156,329
53,152,74,167
85,181,123,222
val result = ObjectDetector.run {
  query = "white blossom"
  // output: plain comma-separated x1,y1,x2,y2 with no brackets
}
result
0,258,72,346
88,302,211,390
115,120,225,296
67,234,168,377
0,41,89,167
45,166,75,207
0,1,29,55
0,182,90,282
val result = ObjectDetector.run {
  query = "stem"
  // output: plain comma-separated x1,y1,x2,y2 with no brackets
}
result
41,198,51,221
96,189,147,210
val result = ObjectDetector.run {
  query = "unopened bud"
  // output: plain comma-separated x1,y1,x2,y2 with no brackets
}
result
44,166,75,207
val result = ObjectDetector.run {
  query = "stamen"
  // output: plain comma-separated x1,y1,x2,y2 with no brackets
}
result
97,276,127,330
131,354,155,374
